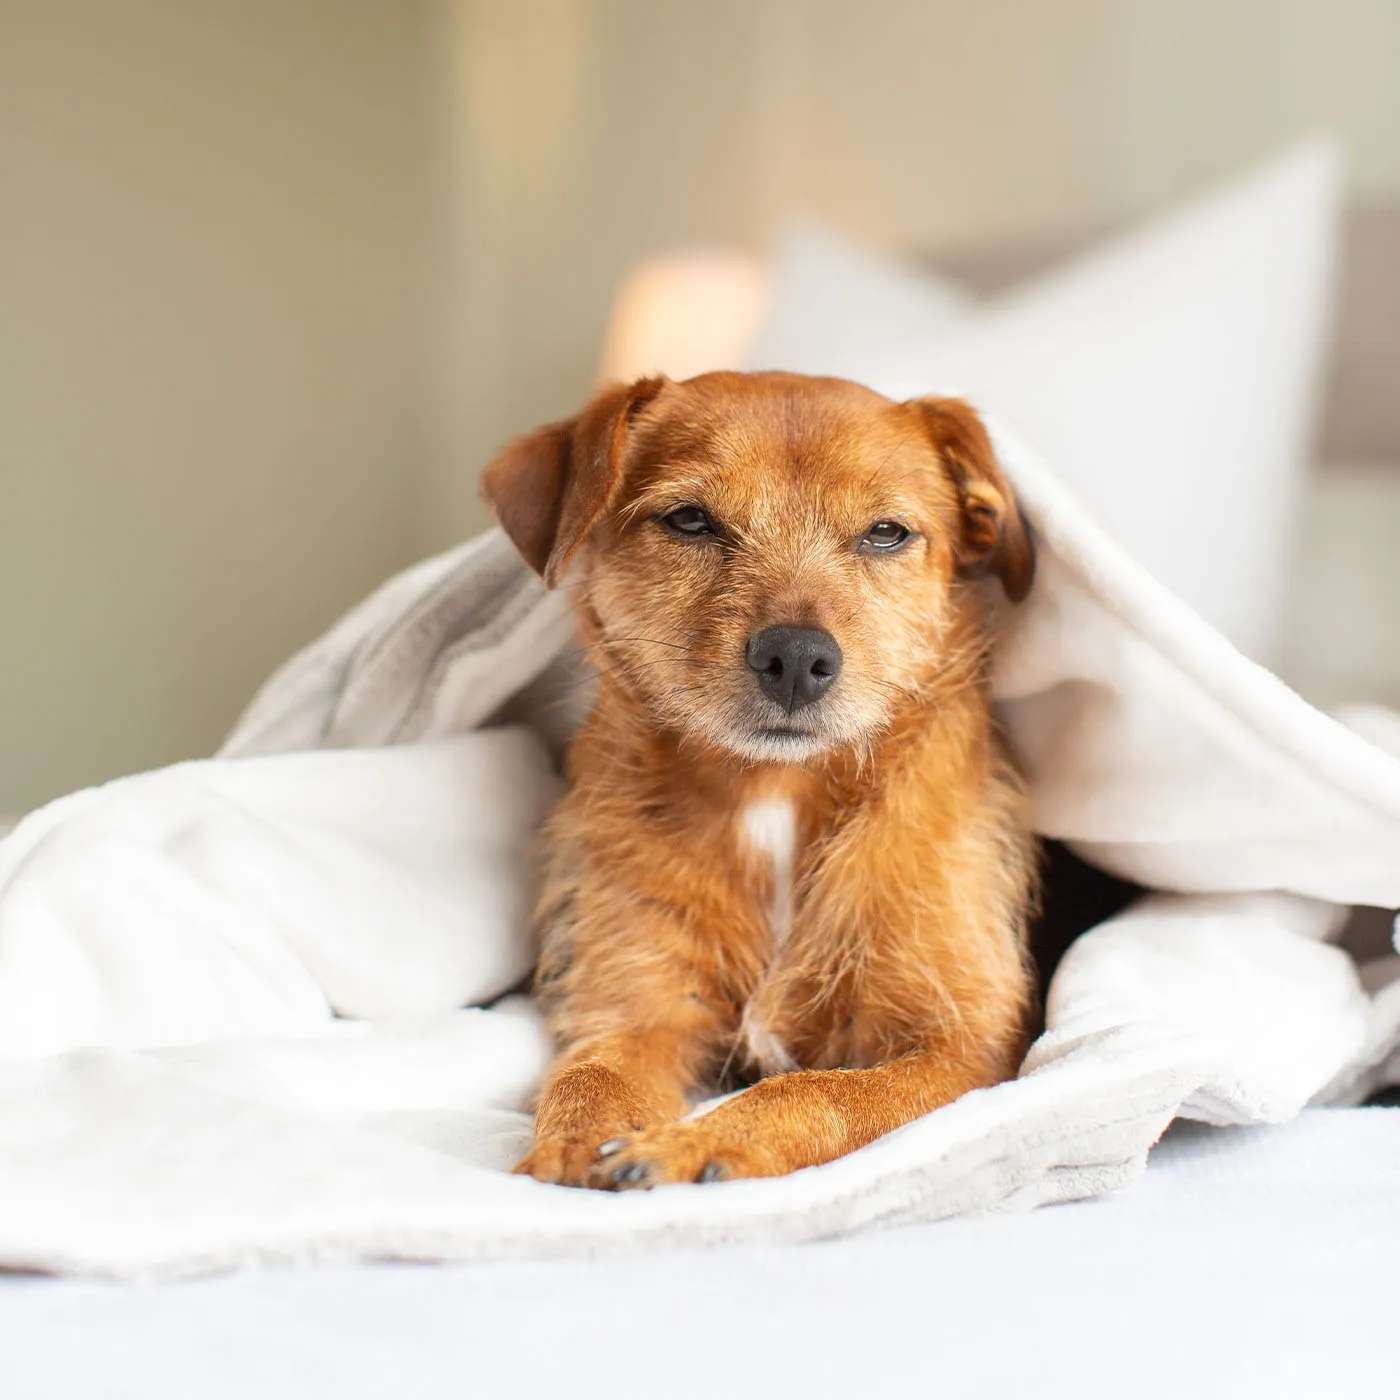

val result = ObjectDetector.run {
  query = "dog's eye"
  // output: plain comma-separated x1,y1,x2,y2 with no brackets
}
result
859,520,912,553
658,506,717,538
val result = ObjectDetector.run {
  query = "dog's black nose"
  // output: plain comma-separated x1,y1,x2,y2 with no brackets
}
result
746,626,843,711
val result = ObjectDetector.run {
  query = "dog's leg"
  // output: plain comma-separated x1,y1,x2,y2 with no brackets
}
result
588,1042,1010,1189
515,826,738,1186
513,1024,715,1187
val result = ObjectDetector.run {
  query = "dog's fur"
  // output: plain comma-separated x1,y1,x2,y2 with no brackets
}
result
482,371,1038,1189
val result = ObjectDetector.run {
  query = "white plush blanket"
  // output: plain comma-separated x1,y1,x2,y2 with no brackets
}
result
2,423,1399,1278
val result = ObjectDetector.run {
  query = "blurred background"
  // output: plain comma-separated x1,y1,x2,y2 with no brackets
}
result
3,0,1399,820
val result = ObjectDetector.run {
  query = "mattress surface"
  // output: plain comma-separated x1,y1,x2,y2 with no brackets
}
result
3,1106,1395,1400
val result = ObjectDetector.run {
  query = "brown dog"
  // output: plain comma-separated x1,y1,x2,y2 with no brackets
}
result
482,371,1038,1189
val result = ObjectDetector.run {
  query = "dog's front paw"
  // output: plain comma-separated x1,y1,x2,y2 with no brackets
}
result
586,1122,773,1190
513,1134,613,1187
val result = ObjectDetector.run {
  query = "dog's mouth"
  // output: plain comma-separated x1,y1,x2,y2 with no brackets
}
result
663,660,877,764
755,724,816,740
720,720,831,764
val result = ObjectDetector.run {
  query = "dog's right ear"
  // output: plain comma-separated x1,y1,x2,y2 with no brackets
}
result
481,376,666,588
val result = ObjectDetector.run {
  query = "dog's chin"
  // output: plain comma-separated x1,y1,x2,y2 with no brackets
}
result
723,728,829,764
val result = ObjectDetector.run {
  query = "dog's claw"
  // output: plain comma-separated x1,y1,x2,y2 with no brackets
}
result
595,1138,627,1159
611,1159,654,1187
696,1162,726,1183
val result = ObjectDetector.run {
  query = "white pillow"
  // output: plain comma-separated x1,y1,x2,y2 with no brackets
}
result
743,140,1341,663
742,222,972,377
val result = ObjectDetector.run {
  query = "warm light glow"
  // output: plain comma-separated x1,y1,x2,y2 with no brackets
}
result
597,251,771,383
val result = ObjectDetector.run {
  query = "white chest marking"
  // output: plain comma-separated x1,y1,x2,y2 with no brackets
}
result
740,797,797,948
737,798,800,1076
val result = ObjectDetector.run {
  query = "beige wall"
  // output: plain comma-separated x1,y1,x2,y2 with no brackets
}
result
1,1,439,813
4,0,1399,815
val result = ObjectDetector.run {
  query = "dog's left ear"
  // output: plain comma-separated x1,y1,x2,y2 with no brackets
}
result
912,396,1035,602
481,376,667,587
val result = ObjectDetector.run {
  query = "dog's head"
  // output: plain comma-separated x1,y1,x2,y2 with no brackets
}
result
482,371,1033,762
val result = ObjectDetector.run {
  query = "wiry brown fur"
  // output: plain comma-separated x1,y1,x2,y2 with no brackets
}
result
481,371,1038,1189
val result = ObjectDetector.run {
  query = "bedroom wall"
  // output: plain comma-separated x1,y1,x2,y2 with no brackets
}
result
0,1,442,815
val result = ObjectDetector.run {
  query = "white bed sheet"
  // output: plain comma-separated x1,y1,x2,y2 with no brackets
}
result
3,1106,1395,1400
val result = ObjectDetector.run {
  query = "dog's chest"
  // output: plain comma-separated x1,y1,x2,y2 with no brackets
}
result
736,797,799,950
731,794,838,1075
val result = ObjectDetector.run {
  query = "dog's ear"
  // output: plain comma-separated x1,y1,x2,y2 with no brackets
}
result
481,376,667,587
912,396,1035,602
